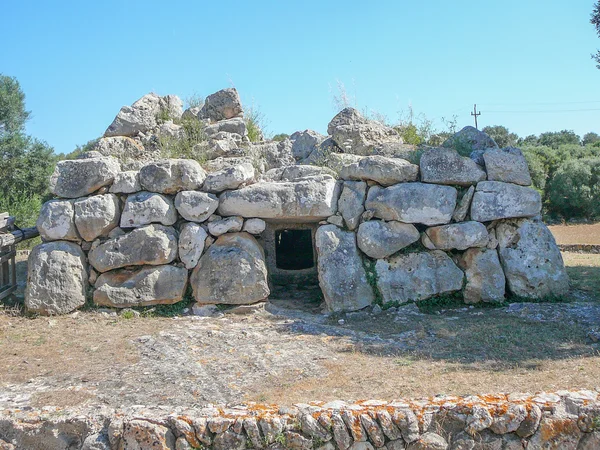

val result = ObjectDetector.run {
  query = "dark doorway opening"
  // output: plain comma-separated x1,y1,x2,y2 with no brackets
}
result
275,229,314,270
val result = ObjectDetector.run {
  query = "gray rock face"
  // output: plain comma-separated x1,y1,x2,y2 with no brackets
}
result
327,107,403,155
203,117,247,138
420,147,486,186
110,171,141,194
315,225,375,312
375,251,464,304
242,218,266,235
338,181,367,230
74,194,121,241
207,216,244,236
94,265,188,308
25,241,88,315
104,93,161,137
339,155,419,186
357,220,420,259
406,432,448,450
483,148,532,186
219,177,340,220
457,248,506,303
496,219,569,298
264,165,336,182
50,155,121,198
442,126,499,152
139,159,206,194
470,181,541,222
424,221,489,251
452,186,475,222
199,88,243,121
366,183,457,226
36,199,79,242
92,136,157,171
203,163,255,193
191,233,270,305
290,130,326,161
160,94,184,120
251,140,296,170
174,191,219,222
178,222,208,269
120,191,177,228
88,224,178,273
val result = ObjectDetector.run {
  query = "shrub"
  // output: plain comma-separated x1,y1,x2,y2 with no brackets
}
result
271,133,289,142
546,158,600,219
245,106,266,143
158,117,208,162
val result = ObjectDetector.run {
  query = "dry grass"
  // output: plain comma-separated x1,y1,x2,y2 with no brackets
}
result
549,222,600,245
562,252,600,300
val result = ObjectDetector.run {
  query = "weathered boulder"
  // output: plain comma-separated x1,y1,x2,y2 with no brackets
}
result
366,183,457,226
376,251,464,304
92,136,158,170
36,199,79,242
420,147,486,186
121,419,176,450
190,233,270,305
174,191,219,222
339,155,419,186
496,218,569,298
327,107,403,155
120,191,177,228
204,156,255,173
139,159,206,194
110,171,141,194
442,126,499,152
457,248,506,303
452,186,475,222
423,221,489,251
25,241,88,315
219,177,341,220
407,432,448,450
290,130,326,161
160,94,184,120
528,417,582,450
182,106,201,120
207,216,244,236
49,155,121,198
178,222,208,269
264,165,336,182
199,88,243,121
242,218,266,235
203,117,247,138
104,93,162,137
88,224,178,272
157,121,184,139
74,194,121,241
338,181,367,230
94,264,188,308
250,140,295,170
357,220,420,259
470,181,541,222
202,163,255,193
315,225,375,312
483,147,532,186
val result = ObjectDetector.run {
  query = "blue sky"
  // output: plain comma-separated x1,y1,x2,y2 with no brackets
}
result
2,1,599,154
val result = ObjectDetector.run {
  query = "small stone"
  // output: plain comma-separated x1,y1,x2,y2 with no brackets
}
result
110,171,141,194
242,218,266,235
120,191,177,228
207,216,244,236
174,191,219,223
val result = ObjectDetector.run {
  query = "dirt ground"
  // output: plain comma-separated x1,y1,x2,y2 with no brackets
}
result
1,251,599,410
549,221,600,245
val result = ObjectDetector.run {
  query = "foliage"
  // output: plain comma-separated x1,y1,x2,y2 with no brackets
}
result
0,75,30,135
538,130,580,148
62,138,98,160
592,1,600,68
482,125,518,148
158,116,208,162
185,92,204,109
546,157,600,219
583,132,600,146
271,133,289,142
245,106,266,143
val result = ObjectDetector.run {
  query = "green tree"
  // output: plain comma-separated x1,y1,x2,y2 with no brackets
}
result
271,133,289,142
482,125,519,148
583,132,600,146
0,75,31,136
592,1,600,68
547,158,600,218
538,130,581,148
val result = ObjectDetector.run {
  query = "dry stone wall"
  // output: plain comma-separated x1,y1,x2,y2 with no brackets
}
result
1,390,599,449
25,88,569,315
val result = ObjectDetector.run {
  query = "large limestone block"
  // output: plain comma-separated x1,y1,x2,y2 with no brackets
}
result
375,251,464,304
36,199,79,242
219,177,341,220
190,233,270,305
94,265,188,308
420,147,486,186
203,117,247,137
338,181,367,230
199,88,243,121
457,248,506,303
49,155,121,198
424,221,488,251
315,225,374,312
178,222,208,269
202,163,255,193
92,136,158,171
357,220,420,259
104,93,161,137
483,148,532,186
442,126,499,152
25,241,88,315
339,155,419,186
470,181,541,222
174,191,219,222
496,219,569,298
327,107,403,155
120,191,177,228
110,171,142,193
88,224,178,272
139,159,206,194
365,183,457,226
264,165,336,182
74,193,121,241
290,129,326,161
